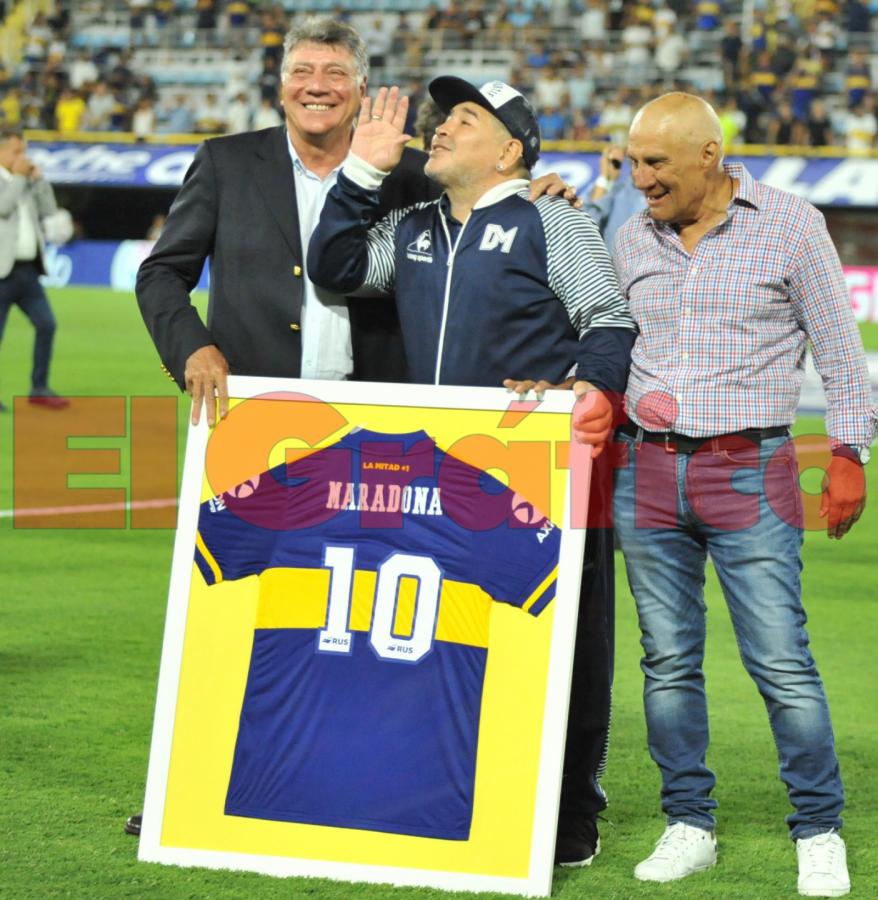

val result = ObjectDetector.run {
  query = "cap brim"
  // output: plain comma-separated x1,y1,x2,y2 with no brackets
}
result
428,76,496,118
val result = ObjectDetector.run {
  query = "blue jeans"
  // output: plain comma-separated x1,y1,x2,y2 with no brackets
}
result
0,262,57,391
613,429,844,839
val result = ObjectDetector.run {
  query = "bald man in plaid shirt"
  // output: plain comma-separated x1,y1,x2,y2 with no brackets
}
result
580,92,876,897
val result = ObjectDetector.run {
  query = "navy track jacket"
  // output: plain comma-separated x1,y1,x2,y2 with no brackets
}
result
308,157,636,392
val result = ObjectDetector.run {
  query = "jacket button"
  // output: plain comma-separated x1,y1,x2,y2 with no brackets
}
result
293,265,302,277
290,323,300,331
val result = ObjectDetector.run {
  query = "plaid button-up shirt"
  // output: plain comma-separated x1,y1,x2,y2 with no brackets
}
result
614,162,877,445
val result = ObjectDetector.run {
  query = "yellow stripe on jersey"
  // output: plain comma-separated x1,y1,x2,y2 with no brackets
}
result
196,532,223,584
252,567,494,647
522,565,558,613
392,576,419,637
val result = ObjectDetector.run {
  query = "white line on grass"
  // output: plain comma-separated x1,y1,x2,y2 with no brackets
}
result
0,498,177,519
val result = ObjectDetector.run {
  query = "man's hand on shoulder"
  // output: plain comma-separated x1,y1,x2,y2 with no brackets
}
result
820,455,866,539
184,344,229,427
350,86,412,173
529,173,582,209
572,381,613,459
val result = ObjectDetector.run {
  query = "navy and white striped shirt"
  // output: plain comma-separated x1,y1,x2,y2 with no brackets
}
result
308,159,636,392
614,162,877,444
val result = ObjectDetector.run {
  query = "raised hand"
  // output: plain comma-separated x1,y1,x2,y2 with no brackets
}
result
350,86,412,173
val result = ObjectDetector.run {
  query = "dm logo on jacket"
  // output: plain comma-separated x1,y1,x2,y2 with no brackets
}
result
479,223,518,254
406,228,433,263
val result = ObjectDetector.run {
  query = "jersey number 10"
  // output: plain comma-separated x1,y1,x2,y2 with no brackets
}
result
317,545,443,663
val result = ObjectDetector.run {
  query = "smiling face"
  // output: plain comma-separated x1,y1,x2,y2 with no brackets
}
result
280,41,365,146
626,95,724,227
424,101,521,189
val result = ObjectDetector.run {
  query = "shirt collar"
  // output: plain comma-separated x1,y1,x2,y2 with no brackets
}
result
285,131,343,181
438,178,530,223
644,160,759,235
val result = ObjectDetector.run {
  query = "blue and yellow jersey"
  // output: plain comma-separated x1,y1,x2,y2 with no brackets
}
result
696,0,722,29
846,65,871,107
195,428,561,840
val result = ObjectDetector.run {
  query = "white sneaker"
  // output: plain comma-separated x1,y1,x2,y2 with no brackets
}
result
634,822,717,882
797,830,850,897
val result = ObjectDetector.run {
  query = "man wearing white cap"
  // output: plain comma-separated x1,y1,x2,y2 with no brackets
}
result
309,76,637,867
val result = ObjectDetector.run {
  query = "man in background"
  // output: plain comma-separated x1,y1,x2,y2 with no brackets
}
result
0,125,68,412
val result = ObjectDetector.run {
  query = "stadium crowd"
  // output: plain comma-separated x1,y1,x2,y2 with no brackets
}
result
0,1,875,147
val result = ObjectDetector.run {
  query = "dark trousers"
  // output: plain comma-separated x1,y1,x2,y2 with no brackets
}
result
558,447,615,829
0,261,57,391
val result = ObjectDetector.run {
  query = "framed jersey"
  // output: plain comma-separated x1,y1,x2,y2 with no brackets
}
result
139,376,591,897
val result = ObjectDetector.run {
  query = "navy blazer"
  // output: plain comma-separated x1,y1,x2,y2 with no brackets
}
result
136,126,438,389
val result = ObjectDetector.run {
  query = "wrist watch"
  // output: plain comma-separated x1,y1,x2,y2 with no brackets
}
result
831,444,871,465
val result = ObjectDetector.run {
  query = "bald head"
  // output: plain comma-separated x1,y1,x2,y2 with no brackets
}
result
626,92,732,227
630,92,724,156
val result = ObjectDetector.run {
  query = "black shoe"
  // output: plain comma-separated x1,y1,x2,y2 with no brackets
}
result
555,817,600,867
124,812,142,836
0,400,6,413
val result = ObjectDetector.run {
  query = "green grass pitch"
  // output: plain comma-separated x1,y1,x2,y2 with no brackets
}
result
1,288,876,898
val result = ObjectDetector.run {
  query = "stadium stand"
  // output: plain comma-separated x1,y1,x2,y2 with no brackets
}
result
0,0,875,145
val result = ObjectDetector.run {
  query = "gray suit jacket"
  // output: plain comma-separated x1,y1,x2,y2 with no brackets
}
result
0,171,58,278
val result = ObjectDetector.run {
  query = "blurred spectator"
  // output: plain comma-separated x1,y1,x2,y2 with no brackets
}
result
844,97,877,149
653,1,677,38
24,13,53,66
362,17,393,69
748,8,776,56
414,96,445,147
597,90,633,145
578,0,607,45
845,50,872,109
717,94,746,146
108,51,136,95
196,0,218,46
260,10,285,66
567,62,595,113
772,31,797,78
47,1,70,39
55,88,86,133
259,56,281,103
161,94,195,133
844,0,871,32
227,1,252,37
462,0,487,47
109,89,131,131
695,0,723,32
129,0,151,47
720,18,744,89
226,92,251,134
507,1,533,29
766,99,797,144
424,3,443,30
195,91,227,134
85,81,115,130
132,97,156,141
621,9,654,69
797,97,835,145
534,66,567,110
537,105,567,140
751,50,780,106
68,50,99,92
655,25,689,75
1,88,21,127
527,41,550,68
225,53,250,101
252,96,282,129
582,144,646,252
789,57,821,122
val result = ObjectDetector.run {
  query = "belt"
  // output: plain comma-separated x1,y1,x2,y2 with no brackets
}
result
617,422,790,454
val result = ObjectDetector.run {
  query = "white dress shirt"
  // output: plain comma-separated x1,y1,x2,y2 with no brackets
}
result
286,135,353,381
0,164,39,261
